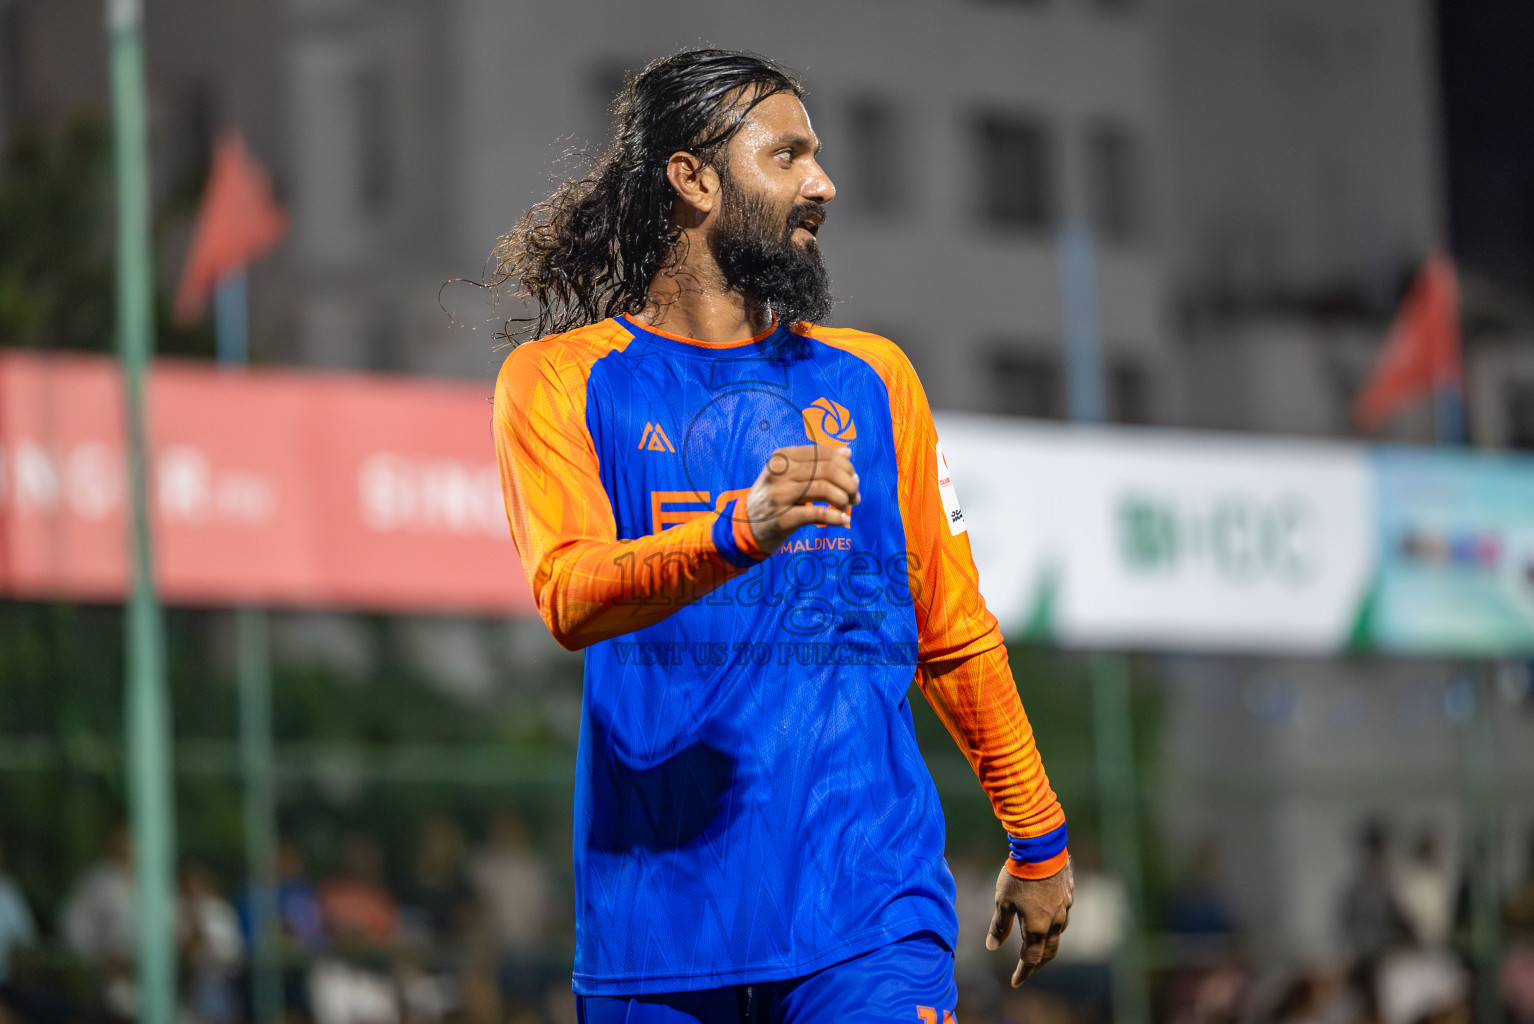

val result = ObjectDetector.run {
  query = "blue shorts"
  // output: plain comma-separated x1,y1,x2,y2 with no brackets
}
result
574,932,957,1024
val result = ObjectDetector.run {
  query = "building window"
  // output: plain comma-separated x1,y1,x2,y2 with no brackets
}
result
1110,360,1151,424
989,346,1063,418
1507,381,1534,450
0,2,23,128
354,66,394,217
845,96,903,216
1087,122,1142,242
975,112,1054,231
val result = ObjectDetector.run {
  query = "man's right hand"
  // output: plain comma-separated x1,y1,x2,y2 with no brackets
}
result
743,444,860,553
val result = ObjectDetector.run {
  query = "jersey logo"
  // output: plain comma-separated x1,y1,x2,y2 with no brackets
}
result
917,1008,956,1023
801,397,856,447
637,422,675,452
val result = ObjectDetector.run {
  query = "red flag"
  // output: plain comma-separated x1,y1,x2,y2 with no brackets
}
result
1354,253,1462,432
173,131,288,325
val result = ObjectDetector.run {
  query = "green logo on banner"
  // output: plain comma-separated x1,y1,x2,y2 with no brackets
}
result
1117,494,1318,585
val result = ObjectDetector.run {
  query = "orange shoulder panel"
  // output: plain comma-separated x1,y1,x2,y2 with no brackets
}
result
493,320,759,650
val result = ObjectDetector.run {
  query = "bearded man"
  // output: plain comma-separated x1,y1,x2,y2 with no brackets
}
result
491,49,1071,1023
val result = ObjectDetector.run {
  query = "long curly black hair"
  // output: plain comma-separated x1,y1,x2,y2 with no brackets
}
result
492,49,803,341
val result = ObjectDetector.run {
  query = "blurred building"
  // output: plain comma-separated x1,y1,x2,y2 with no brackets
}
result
0,0,1457,432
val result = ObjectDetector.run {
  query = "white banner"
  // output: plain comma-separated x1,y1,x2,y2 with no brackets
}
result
935,414,1375,653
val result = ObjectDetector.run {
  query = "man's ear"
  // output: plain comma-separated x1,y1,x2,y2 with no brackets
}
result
666,151,721,217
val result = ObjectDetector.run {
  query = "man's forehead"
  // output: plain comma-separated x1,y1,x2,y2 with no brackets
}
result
733,92,817,147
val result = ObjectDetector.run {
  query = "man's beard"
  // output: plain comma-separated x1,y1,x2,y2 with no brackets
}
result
710,174,834,328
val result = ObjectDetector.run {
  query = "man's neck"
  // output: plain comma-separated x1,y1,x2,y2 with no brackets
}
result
636,245,772,343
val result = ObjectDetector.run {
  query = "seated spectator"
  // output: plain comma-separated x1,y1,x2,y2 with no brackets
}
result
1507,830,1534,935
321,836,399,949
1169,841,1235,937
1395,824,1452,949
177,862,244,1024
60,824,136,966
59,824,137,1021
1340,819,1410,962
1021,839,1125,1024
0,837,36,985
237,838,327,953
402,816,473,950
469,812,552,1012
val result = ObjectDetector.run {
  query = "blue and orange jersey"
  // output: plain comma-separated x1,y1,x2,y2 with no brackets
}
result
493,315,1067,996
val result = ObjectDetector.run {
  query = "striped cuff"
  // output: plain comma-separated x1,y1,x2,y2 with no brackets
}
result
712,500,765,568
1005,823,1069,880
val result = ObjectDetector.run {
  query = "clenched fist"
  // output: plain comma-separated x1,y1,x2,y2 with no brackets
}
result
744,444,860,553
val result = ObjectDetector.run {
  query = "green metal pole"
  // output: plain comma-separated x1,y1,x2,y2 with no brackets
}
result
236,606,281,1024
1091,652,1150,1024
107,1,176,1022
217,271,282,1024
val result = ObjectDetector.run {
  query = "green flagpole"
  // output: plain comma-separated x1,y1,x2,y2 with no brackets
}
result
107,1,177,1022
216,268,282,1024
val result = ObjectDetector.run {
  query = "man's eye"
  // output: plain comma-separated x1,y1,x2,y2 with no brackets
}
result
775,150,793,162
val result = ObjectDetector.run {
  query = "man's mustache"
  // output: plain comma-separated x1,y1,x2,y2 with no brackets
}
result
785,203,826,236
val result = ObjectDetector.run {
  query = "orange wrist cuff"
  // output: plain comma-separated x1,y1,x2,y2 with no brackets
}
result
1005,847,1070,880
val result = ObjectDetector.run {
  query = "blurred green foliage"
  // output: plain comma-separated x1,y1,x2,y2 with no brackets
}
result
0,602,577,932
0,593,1167,941
0,111,213,356
0,115,115,351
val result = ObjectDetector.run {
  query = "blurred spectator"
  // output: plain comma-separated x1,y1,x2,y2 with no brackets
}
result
321,836,399,948
1507,829,1534,934
1168,842,1235,937
0,838,36,985
1028,840,1126,1024
1394,824,1453,948
1175,964,1248,1024
308,959,400,1024
948,853,1002,1017
59,824,137,1021
59,825,136,966
1504,946,1534,1024
1339,820,1410,961
1504,829,1534,1024
1262,968,1347,1024
468,812,551,1013
238,839,327,952
1375,949,1468,1024
402,816,473,949
177,862,244,1024
234,839,324,1024
1000,987,1074,1024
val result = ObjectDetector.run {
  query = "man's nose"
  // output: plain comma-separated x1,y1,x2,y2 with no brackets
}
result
803,160,835,204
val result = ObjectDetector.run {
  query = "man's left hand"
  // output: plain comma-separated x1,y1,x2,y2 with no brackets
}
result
985,857,1074,987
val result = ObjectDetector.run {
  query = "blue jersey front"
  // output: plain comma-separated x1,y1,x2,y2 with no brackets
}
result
572,316,954,994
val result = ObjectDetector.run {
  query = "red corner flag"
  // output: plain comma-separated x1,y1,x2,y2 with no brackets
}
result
1353,253,1462,433
174,131,288,325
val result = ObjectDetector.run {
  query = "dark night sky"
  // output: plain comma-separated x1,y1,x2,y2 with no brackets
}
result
1437,0,1534,294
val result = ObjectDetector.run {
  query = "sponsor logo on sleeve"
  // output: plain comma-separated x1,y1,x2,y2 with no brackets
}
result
935,440,966,536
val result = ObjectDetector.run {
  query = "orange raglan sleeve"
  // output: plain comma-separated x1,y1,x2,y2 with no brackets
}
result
822,329,1068,879
492,335,764,650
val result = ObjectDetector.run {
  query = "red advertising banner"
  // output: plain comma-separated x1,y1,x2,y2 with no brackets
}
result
0,351,535,614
